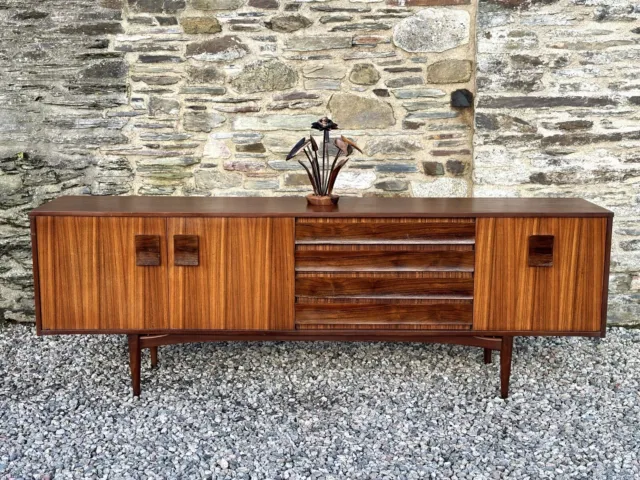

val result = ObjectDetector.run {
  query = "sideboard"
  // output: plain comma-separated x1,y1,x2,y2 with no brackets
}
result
29,196,613,398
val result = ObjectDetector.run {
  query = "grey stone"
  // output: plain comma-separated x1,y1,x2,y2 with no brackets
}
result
367,137,421,155
478,96,617,109
138,54,184,63
393,8,470,53
303,64,347,79
391,89,446,99
284,36,352,51
423,161,444,176
149,97,180,116
181,17,222,34
320,15,353,24
191,0,245,9
375,163,418,173
427,60,473,84
385,77,424,88
231,59,298,93
265,15,312,33
329,93,395,129
186,36,249,61
248,0,279,8
304,79,341,90
375,180,408,192
187,65,225,83
184,111,226,132
349,64,380,85
445,159,467,176
330,22,391,32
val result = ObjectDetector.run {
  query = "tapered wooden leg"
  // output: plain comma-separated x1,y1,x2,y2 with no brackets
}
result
500,336,513,399
483,348,492,364
128,334,141,397
150,346,158,368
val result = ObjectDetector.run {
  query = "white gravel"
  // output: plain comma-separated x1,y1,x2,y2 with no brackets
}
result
1,323,639,479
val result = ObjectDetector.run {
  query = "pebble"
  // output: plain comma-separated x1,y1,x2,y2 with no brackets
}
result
1,324,639,479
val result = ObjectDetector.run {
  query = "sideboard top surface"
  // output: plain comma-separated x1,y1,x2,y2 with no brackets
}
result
30,196,613,218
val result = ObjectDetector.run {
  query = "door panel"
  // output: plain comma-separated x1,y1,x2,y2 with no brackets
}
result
474,217,607,332
168,217,295,330
36,216,169,331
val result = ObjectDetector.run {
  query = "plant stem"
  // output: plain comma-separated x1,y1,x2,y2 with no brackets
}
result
323,130,329,195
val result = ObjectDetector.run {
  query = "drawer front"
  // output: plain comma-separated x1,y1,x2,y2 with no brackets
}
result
296,273,474,299
295,248,474,272
296,303,473,330
296,218,475,244
294,218,475,330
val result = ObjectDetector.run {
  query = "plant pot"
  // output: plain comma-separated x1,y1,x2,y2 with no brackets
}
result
306,194,339,206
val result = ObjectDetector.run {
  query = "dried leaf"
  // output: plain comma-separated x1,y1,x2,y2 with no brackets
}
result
286,137,309,160
340,135,363,154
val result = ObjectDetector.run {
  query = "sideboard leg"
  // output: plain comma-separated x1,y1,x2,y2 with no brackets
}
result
500,336,514,399
150,346,158,368
127,334,141,397
483,348,492,364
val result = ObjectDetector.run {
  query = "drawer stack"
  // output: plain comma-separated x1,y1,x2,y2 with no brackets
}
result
294,218,476,330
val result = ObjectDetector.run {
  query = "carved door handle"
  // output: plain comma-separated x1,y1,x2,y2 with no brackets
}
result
174,235,199,266
135,235,161,266
528,235,554,267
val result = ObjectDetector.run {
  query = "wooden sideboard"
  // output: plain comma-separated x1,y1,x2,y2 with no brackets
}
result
30,196,613,398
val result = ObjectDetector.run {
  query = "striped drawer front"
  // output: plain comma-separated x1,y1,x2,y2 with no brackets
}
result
294,218,476,330
296,218,475,245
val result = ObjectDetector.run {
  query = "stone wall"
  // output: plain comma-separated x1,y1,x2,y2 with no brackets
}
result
1,0,639,326
475,0,640,324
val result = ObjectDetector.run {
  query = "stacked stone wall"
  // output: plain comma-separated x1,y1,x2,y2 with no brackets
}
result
475,0,640,324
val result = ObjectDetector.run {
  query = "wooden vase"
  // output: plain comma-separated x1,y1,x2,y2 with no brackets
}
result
306,194,340,206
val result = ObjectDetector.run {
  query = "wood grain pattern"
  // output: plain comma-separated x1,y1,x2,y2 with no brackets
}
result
474,217,607,332
168,217,295,330
295,303,473,330
36,216,169,331
296,276,474,299
296,249,475,272
295,219,475,244
31,196,614,219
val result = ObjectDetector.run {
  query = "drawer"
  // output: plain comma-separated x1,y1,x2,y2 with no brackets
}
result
296,218,475,244
295,302,473,330
295,248,475,272
296,273,474,299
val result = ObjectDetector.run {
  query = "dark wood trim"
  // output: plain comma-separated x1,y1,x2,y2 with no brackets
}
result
500,336,514,399
29,196,614,218
37,328,603,337
30,217,43,336
600,215,613,338
138,333,504,350
127,334,141,397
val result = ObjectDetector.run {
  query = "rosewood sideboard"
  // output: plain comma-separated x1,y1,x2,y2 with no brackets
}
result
29,196,613,398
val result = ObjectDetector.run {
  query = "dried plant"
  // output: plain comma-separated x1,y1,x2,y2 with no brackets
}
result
286,117,363,197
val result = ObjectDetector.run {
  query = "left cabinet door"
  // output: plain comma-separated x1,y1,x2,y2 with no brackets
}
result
36,216,169,332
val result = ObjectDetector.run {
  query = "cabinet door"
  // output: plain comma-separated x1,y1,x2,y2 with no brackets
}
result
167,217,295,330
36,216,169,331
474,217,608,332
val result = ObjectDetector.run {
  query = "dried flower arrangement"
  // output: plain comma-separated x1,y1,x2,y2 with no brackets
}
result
286,117,363,206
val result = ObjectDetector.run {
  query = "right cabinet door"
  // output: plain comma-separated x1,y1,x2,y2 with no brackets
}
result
474,217,608,332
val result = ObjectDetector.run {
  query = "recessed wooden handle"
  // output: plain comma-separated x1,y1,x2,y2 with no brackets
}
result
174,235,199,266
135,235,161,266
528,235,554,267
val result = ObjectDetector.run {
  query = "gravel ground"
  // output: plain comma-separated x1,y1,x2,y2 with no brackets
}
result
1,324,639,480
